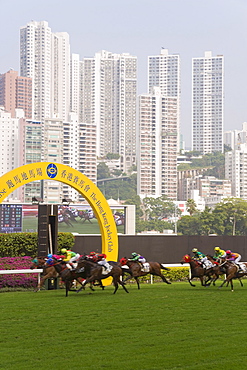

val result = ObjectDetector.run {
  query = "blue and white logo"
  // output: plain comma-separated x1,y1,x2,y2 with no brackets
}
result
46,163,58,178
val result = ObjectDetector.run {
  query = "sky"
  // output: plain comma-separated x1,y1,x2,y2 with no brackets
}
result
0,0,246,148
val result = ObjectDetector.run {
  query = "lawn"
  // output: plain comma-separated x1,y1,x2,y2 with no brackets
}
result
22,216,125,234
1,282,247,370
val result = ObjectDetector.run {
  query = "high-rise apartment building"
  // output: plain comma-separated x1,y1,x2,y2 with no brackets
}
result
20,21,70,122
63,113,97,202
224,122,247,150
18,118,43,202
0,70,32,119
70,54,81,118
137,87,178,199
42,117,64,203
192,51,224,154
148,48,180,150
225,143,247,200
81,50,137,172
0,107,22,201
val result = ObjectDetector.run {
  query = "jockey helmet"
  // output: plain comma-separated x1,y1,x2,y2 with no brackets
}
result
192,248,198,253
214,246,220,251
226,250,231,255
47,254,53,258
61,248,67,254
90,251,96,256
132,252,138,257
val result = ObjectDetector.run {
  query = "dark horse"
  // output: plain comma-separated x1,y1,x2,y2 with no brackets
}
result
31,257,59,292
52,260,105,297
218,259,247,291
181,255,220,287
78,210,94,224
120,257,171,289
207,255,245,288
76,259,129,294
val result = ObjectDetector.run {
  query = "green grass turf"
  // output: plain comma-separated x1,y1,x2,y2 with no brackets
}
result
22,216,125,234
1,282,247,370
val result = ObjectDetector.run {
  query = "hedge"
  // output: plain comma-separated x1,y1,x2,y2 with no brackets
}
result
124,267,190,283
0,256,37,289
0,232,75,258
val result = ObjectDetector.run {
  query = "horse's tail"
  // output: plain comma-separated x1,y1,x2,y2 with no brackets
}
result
160,263,170,271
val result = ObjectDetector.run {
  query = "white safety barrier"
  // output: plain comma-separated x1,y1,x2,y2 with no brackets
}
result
0,269,43,285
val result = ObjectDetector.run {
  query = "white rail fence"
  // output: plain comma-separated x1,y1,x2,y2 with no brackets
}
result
0,269,43,285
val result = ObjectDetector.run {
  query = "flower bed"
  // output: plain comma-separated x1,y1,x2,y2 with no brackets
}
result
0,256,38,289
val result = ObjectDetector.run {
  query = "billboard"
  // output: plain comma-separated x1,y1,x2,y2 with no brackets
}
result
0,203,125,234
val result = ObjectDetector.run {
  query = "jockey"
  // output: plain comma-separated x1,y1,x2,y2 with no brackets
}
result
191,248,211,269
213,246,226,261
87,251,99,262
96,253,112,273
130,252,146,266
61,248,80,270
46,253,55,266
225,250,241,265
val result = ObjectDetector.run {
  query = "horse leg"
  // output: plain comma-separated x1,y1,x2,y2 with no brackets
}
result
188,276,196,287
135,277,140,289
158,272,171,285
34,273,49,292
199,276,205,286
65,280,71,297
123,274,132,283
117,276,129,293
112,276,119,294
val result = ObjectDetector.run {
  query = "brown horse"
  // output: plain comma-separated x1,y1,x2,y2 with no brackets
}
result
76,259,129,294
30,257,59,291
218,259,247,291
119,257,171,289
31,257,94,295
206,255,246,288
52,260,104,297
181,255,219,287
78,210,94,224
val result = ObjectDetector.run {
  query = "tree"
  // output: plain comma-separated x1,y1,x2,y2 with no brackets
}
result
212,198,247,235
98,173,137,200
124,195,143,220
186,199,197,216
97,162,111,180
198,207,214,235
177,215,202,235
142,195,175,221
105,153,120,160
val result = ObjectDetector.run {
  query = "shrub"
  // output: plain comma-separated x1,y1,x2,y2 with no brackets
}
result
0,232,75,258
0,256,38,289
125,267,190,284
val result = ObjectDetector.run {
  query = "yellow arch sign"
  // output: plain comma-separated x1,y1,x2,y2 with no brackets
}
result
0,162,118,262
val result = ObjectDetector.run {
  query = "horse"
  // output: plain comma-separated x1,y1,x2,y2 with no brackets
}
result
78,210,94,224
207,255,247,288
119,257,171,289
218,259,247,291
180,255,219,287
52,260,105,297
114,212,125,226
58,213,73,227
31,257,100,296
30,257,59,292
76,259,129,294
